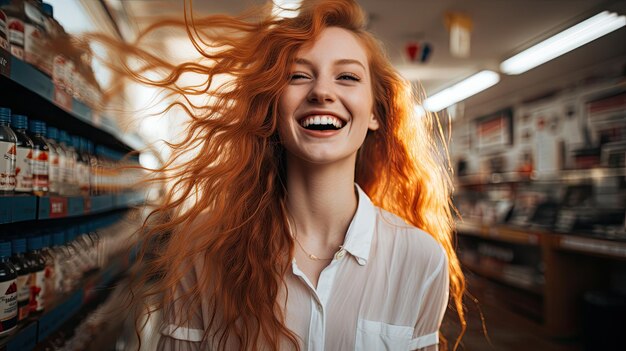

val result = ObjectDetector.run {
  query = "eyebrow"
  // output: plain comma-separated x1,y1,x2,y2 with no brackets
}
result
294,58,366,71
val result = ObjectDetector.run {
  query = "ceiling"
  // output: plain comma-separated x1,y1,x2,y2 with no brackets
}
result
109,0,626,119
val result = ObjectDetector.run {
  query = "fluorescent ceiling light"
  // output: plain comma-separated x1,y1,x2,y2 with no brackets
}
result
273,0,302,19
423,70,500,112
501,11,626,75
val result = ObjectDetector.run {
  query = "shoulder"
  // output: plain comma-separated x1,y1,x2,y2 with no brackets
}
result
375,207,447,271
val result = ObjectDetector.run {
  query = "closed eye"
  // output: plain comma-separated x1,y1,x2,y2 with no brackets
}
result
337,73,361,81
290,73,310,80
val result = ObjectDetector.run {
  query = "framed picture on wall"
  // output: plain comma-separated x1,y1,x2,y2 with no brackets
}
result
475,108,513,151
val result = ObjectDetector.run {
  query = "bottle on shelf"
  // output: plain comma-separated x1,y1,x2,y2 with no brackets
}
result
0,0,10,53
42,1,70,86
10,113,33,194
75,224,92,273
1,0,25,60
9,238,30,322
74,135,88,196
62,227,81,292
40,2,63,72
50,230,65,295
87,140,98,196
0,107,16,194
25,235,45,314
98,147,116,194
57,129,72,196
40,233,55,306
52,50,67,91
79,137,91,196
28,119,49,196
23,0,46,72
67,225,88,276
63,55,76,97
62,132,77,196
45,125,61,195
86,223,100,270
0,241,18,337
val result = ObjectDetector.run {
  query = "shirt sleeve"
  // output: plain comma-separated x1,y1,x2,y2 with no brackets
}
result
157,332,203,351
410,249,450,351
156,261,206,351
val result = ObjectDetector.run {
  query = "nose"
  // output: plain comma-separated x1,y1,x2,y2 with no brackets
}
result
307,77,335,104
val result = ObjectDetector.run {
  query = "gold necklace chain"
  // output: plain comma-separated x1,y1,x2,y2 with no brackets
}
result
293,235,335,260
287,217,338,261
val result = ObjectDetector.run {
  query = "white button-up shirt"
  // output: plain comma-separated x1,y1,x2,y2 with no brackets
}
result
158,185,449,350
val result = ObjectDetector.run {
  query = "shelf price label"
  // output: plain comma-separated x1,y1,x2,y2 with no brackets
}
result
53,85,72,112
84,196,91,213
49,196,68,218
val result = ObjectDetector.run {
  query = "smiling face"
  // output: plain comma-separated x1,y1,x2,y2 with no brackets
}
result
277,27,379,166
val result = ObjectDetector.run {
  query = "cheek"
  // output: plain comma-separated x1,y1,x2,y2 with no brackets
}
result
349,90,374,124
278,87,301,114
277,97,296,142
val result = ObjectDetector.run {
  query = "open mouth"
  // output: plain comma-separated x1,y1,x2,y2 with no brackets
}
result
299,115,346,131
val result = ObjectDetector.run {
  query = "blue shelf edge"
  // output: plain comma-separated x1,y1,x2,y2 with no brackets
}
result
5,321,37,351
0,195,37,224
0,192,144,224
37,289,84,341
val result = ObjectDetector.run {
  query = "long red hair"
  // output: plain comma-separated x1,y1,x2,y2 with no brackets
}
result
92,0,466,349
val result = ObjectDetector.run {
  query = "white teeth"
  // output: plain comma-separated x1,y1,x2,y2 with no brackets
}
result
299,115,344,128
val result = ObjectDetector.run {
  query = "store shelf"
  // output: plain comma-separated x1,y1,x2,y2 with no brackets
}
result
0,56,143,153
458,220,626,259
0,192,144,225
456,172,532,186
456,220,542,246
457,167,626,187
462,259,544,295
554,234,626,260
0,259,126,351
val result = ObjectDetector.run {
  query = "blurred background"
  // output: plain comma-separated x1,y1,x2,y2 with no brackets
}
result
0,0,624,350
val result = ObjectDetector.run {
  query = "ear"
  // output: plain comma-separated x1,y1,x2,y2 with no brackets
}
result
368,113,380,131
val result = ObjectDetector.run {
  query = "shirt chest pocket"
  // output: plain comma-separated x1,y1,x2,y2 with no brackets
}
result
355,319,414,351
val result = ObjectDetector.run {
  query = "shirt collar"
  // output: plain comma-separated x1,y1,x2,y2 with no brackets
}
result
341,184,376,266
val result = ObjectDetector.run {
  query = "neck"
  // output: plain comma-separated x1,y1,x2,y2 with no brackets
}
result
285,154,358,247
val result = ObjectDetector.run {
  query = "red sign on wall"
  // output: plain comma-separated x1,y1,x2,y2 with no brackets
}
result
475,108,513,151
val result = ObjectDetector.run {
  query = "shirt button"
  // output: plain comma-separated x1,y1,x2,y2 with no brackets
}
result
357,258,366,266
335,249,346,259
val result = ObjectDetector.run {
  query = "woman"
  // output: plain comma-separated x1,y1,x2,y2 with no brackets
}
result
102,0,466,349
